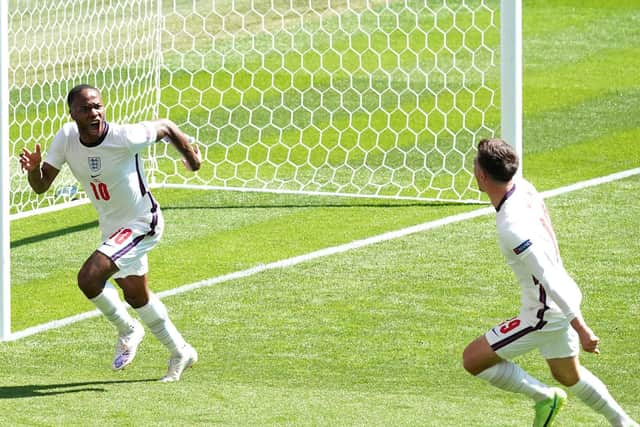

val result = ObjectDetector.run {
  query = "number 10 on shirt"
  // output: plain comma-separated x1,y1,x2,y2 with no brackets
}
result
90,182,110,200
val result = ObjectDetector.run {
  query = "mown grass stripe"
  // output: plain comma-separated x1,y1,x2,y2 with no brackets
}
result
7,167,639,342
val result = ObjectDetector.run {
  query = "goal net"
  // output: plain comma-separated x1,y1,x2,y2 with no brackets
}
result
6,0,161,217
5,0,505,220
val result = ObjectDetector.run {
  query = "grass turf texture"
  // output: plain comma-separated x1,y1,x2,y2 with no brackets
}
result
2,176,639,426
2,0,640,425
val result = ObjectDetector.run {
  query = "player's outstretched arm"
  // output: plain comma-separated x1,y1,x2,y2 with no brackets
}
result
152,119,202,172
20,143,59,194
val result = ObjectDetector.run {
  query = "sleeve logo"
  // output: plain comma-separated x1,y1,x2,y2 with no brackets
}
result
513,239,532,255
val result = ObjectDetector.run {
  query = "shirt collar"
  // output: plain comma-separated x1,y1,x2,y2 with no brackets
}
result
495,182,516,212
79,122,109,147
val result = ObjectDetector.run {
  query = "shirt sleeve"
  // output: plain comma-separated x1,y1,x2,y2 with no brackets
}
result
43,129,66,170
124,121,158,153
502,224,583,321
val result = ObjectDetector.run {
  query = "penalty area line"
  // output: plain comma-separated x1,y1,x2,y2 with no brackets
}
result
7,167,640,342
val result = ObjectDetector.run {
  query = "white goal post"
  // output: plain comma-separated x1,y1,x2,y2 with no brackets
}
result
1,0,10,340
0,0,521,341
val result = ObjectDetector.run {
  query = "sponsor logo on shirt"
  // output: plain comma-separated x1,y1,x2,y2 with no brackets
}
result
513,239,532,255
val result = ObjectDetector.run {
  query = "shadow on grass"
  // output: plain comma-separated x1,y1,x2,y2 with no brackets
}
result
10,201,486,249
0,378,156,399
161,201,469,211
11,201,477,248
11,220,99,249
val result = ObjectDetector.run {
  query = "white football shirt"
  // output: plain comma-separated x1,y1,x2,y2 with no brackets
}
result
495,178,582,330
45,121,160,237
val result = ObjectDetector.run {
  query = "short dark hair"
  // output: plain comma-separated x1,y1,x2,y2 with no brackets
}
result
67,84,99,108
476,138,519,182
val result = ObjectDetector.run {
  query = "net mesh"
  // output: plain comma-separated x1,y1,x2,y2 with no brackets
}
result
7,0,500,217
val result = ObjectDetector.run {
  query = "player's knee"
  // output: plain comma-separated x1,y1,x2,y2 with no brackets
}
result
463,337,501,376
462,346,480,375
76,269,103,298
550,368,579,386
77,256,112,298
462,359,475,375
123,292,149,309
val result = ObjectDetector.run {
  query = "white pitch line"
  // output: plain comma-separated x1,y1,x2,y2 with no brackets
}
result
6,167,640,342
540,168,640,198
9,310,102,341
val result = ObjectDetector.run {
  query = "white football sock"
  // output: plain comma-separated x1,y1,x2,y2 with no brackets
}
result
135,294,187,355
477,360,554,402
90,283,137,335
569,366,633,426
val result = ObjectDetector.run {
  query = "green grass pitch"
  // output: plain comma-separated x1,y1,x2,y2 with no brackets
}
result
2,1,639,425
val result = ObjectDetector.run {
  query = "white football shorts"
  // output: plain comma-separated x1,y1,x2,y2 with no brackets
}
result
97,211,164,278
485,314,579,360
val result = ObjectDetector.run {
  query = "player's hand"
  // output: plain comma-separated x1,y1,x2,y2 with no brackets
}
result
578,326,600,354
182,143,201,171
19,144,42,173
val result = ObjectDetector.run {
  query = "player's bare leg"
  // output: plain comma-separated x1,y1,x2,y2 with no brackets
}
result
77,250,118,299
462,335,502,375
79,251,144,370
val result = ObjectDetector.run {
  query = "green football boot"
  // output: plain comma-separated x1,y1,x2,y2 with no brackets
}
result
533,388,567,427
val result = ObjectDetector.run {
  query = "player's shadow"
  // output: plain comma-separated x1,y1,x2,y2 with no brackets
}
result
0,378,155,399
10,220,99,248
161,201,466,211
